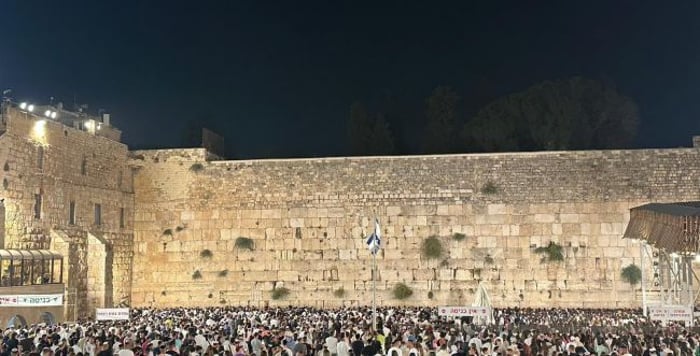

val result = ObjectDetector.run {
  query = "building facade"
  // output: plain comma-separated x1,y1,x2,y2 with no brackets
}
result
3,100,700,319
0,103,134,321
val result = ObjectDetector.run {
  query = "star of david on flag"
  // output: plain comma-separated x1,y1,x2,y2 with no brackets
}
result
366,218,381,255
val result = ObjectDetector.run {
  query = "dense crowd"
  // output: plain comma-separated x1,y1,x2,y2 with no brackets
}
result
0,307,698,356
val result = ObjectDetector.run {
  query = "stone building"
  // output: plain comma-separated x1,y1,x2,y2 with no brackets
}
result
0,102,133,320
3,99,700,320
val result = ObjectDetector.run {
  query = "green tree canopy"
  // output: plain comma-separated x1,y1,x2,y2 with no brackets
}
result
347,101,395,155
463,77,639,152
423,86,460,153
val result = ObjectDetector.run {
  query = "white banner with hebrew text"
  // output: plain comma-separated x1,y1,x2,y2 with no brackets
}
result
0,294,63,306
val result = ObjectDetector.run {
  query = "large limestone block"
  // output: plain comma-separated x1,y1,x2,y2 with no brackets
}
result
290,218,305,228
413,268,435,281
278,270,299,281
261,209,282,219
387,206,401,216
338,249,358,260
454,269,472,280
534,214,556,223
438,269,454,281
560,213,580,223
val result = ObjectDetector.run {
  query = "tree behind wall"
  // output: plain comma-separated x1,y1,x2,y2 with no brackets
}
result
463,77,639,152
423,86,460,154
347,102,395,155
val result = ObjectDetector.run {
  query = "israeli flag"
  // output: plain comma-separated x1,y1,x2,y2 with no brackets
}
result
366,218,382,255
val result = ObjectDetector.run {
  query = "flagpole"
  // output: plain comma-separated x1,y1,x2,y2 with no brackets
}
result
372,250,377,332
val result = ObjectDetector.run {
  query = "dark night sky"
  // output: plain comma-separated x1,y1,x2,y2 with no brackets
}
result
1,1,699,158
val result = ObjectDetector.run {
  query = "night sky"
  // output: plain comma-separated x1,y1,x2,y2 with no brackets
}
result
1,2,699,158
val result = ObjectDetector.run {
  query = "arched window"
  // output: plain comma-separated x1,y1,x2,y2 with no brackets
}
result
6,315,26,328
39,312,55,326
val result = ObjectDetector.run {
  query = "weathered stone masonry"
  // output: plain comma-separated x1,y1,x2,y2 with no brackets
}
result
130,145,700,309
0,106,134,320
5,102,700,314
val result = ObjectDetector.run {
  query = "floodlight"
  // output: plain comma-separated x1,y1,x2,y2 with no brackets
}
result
44,110,51,117
19,102,27,110
50,112,57,119
27,105,34,112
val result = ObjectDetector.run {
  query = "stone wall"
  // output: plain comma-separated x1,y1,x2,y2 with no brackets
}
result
131,146,700,308
0,105,134,319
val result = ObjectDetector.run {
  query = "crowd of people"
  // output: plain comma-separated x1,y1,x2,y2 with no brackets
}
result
1,307,699,356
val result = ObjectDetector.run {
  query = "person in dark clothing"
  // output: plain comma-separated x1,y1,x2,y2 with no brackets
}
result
19,336,33,353
97,342,112,356
292,338,307,356
5,334,18,353
350,335,363,356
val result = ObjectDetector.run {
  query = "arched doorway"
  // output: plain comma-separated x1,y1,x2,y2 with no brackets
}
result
6,315,26,328
39,312,55,326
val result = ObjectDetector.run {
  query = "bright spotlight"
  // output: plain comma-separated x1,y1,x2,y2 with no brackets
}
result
32,120,47,143
19,102,27,110
44,110,51,117
27,104,34,112
50,112,57,119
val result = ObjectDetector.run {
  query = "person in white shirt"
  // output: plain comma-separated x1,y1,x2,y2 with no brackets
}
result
325,334,339,356
386,339,403,356
117,340,135,356
436,344,450,356
336,333,350,356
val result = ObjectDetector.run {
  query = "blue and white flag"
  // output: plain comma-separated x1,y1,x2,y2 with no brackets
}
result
366,218,382,255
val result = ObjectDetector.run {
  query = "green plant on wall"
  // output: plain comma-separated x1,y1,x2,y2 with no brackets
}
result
422,236,444,259
333,287,346,298
534,242,564,263
393,283,413,300
200,249,213,259
484,255,494,264
162,229,173,236
452,232,466,241
621,264,642,286
190,163,204,172
481,181,498,194
192,270,202,280
235,237,255,250
218,269,228,277
271,287,290,300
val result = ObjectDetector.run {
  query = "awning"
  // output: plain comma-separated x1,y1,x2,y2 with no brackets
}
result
623,202,700,253
0,250,62,261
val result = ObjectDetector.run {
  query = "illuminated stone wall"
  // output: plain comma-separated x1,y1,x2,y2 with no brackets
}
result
0,105,134,320
130,146,700,308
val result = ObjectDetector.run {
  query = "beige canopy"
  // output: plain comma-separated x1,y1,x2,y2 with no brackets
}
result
623,201,700,253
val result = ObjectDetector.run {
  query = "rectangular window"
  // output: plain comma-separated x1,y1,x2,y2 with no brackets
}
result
119,207,125,228
37,146,44,170
68,201,76,225
34,194,42,219
94,203,101,226
81,158,87,175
